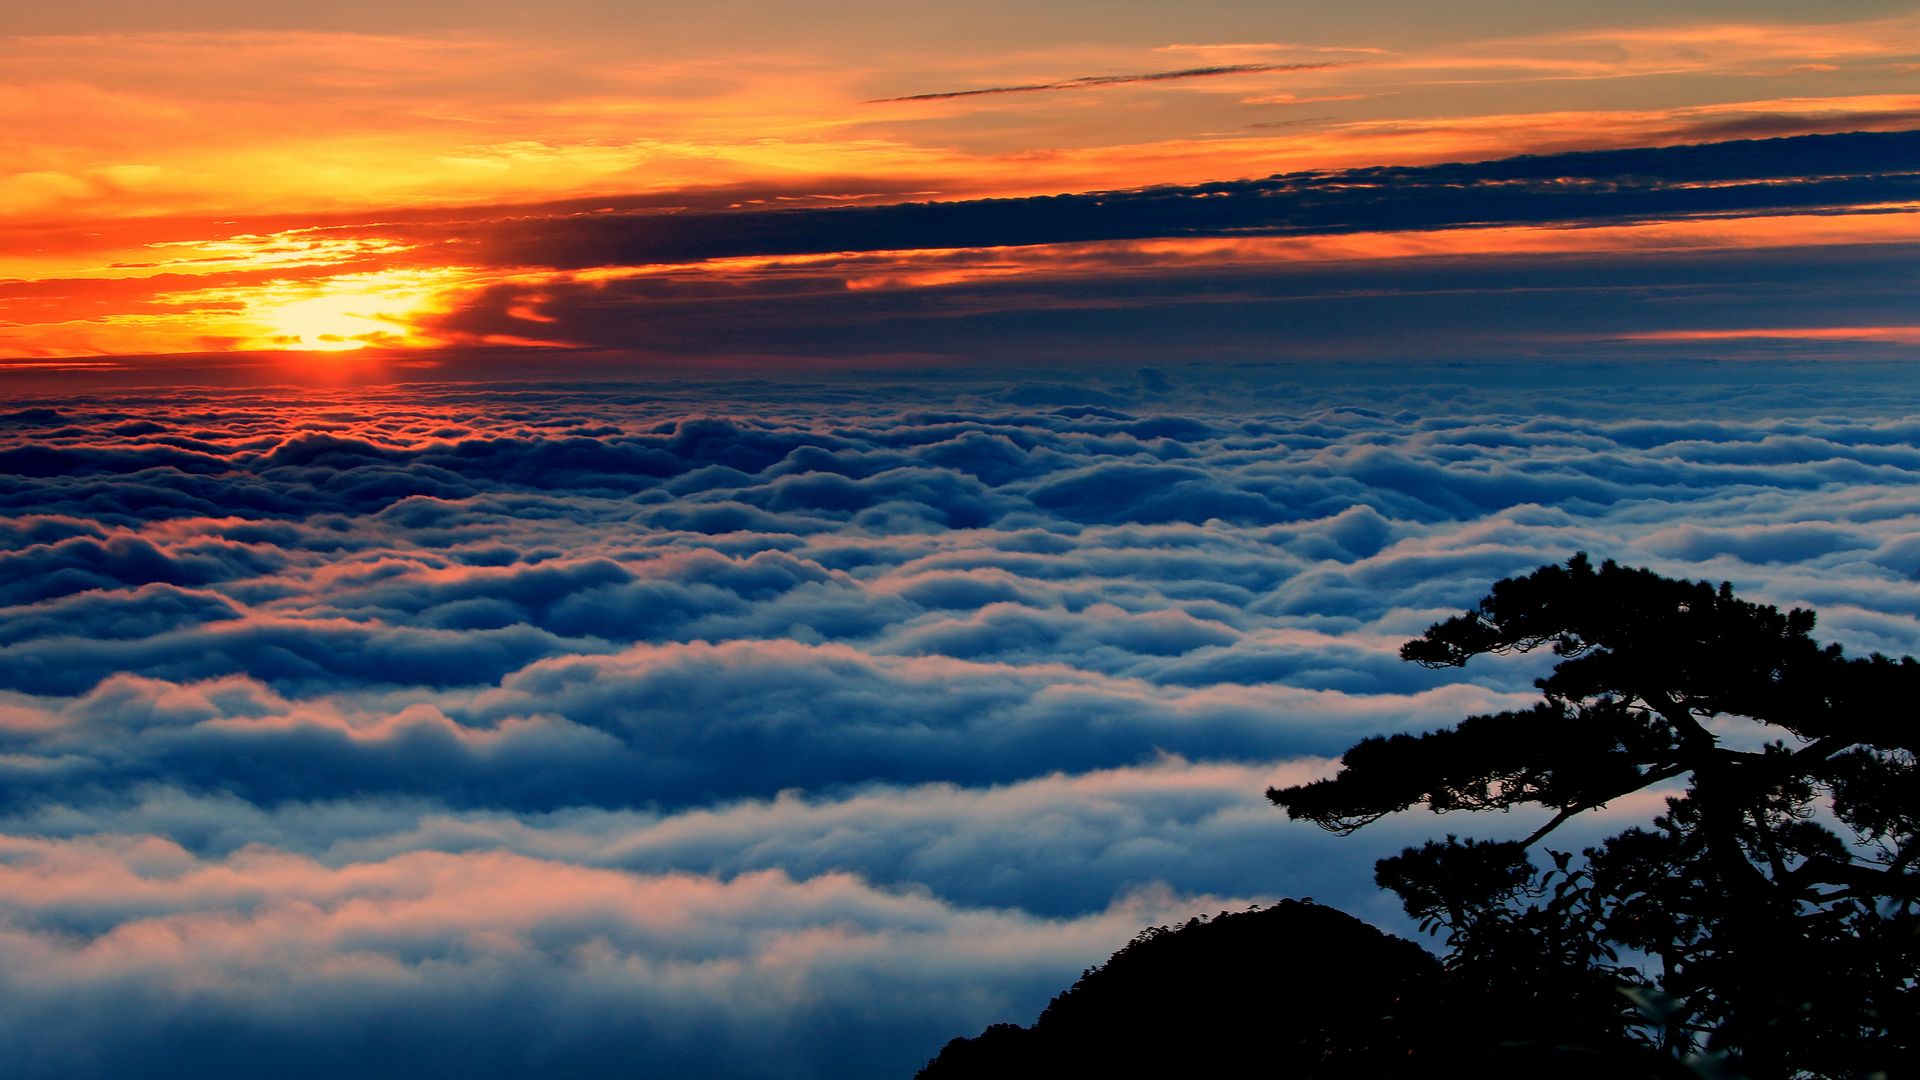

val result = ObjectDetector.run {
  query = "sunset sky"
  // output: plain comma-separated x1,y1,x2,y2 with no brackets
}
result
6,1,1920,372
4,5,1920,1078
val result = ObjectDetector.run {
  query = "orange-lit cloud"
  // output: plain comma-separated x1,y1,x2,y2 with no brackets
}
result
6,8,1920,361
0,266,478,358
1619,326,1920,345
9,165,1920,360
1370,11,1920,85
1,32,920,223
8,10,1920,232
539,204,1920,312
1241,92,1378,106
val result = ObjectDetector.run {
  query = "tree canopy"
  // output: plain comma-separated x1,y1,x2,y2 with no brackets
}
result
1269,554,1918,1077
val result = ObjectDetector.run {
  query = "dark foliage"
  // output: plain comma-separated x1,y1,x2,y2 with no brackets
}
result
914,900,1674,1079
1271,554,1920,1078
916,901,1436,1079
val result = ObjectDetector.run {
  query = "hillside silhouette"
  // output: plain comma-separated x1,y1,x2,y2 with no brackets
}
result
923,557,1917,1078
917,900,1438,1079
916,899,1685,1078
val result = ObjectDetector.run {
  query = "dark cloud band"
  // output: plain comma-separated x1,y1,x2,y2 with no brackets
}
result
448,129,1920,271
866,62,1350,102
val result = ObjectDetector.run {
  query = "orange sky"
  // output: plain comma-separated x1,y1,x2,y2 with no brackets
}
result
5,5,1920,363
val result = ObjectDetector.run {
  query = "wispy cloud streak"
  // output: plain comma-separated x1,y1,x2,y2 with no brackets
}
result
867,62,1349,102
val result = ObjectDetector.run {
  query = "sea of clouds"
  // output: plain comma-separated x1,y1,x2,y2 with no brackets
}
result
2,362,1917,1077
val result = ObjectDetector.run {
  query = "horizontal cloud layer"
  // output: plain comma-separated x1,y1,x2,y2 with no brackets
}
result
2,364,1917,1076
0,836,1247,1080
16,128,1920,367
409,130,1920,271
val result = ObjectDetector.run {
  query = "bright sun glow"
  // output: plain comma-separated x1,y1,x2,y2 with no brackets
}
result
250,271,461,351
258,292,412,351
161,269,470,353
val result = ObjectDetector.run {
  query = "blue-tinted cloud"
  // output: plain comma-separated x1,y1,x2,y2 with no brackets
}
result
2,367,1918,1077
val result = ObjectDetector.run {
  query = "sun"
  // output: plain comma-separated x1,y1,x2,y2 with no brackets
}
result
260,293,408,351
236,270,461,352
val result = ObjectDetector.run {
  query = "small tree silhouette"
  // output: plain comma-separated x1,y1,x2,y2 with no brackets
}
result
1269,554,1919,1077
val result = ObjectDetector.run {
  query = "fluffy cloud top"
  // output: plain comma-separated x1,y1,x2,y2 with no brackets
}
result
2,364,1916,1076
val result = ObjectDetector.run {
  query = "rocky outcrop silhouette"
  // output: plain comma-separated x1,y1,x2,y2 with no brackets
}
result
916,900,1441,1079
